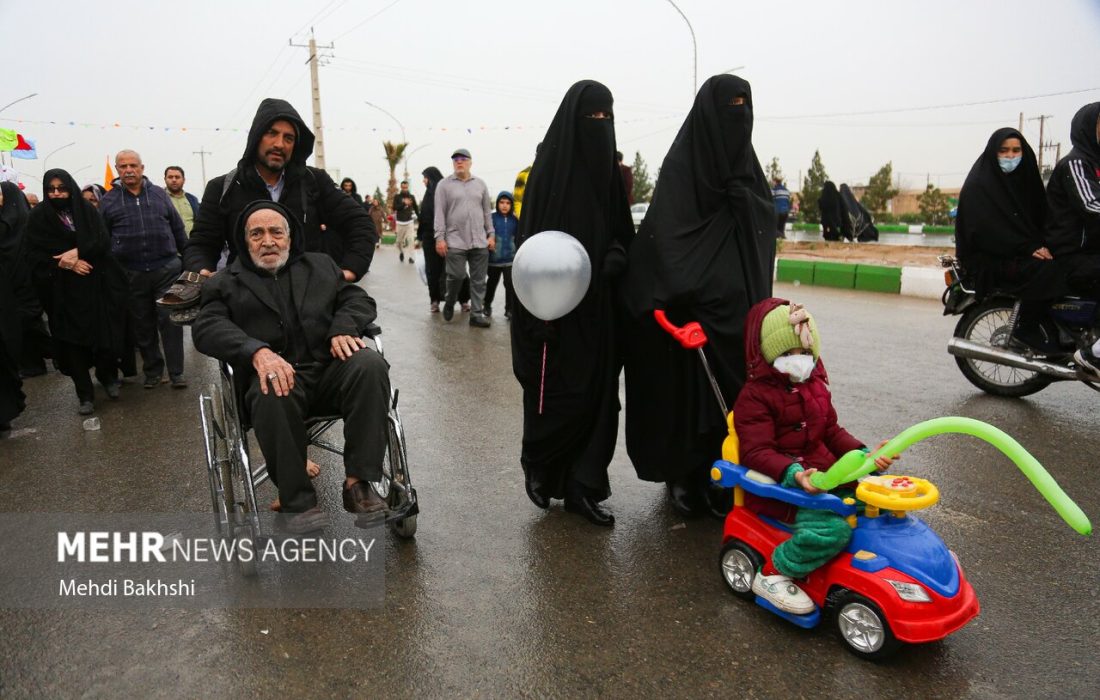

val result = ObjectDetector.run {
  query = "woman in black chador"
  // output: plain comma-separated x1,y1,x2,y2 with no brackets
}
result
510,80,634,526
839,183,879,242
623,74,775,517
24,169,128,415
819,181,843,241
955,127,1064,350
0,181,32,431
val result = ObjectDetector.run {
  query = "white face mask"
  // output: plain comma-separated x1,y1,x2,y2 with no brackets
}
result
998,155,1022,173
773,354,816,383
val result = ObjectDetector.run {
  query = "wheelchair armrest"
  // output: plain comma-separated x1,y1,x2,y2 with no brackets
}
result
363,323,382,338
711,460,857,517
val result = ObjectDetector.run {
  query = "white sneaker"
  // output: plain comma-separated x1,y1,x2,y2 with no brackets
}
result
752,572,815,615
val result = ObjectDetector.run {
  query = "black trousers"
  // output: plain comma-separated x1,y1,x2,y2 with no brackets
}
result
53,339,119,403
423,242,446,303
124,259,184,380
423,243,470,304
776,213,789,238
485,265,514,314
245,350,391,513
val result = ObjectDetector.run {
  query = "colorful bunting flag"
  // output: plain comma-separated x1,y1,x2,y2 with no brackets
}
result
103,159,115,191
0,128,18,151
11,136,36,159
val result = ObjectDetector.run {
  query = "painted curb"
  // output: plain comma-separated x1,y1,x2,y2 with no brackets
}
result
775,259,942,300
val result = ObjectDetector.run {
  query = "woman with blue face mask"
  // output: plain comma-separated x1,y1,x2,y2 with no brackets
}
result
955,128,1066,352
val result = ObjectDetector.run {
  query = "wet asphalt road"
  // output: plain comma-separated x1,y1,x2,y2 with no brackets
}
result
1,251,1098,699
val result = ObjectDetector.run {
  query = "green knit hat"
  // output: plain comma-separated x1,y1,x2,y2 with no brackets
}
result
760,304,820,364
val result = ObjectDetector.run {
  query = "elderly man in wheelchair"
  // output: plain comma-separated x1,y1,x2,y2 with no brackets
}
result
193,200,393,534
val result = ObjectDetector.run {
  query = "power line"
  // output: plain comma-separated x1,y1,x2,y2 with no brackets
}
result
332,0,405,41
766,87,1100,120
289,0,343,39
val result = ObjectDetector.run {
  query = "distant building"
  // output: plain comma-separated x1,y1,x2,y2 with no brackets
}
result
849,185,961,216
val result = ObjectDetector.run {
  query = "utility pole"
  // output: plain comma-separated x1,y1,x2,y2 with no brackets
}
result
1028,114,1052,173
1018,112,1024,132
192,146,212,184
290,29,334,170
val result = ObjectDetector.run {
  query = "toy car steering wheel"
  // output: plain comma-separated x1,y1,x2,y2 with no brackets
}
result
856,475,939,512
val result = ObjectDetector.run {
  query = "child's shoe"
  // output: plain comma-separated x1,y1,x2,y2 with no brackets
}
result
752,572,815,614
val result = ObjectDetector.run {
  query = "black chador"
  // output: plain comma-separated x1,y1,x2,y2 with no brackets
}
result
510,80,634,524
820,181,843,241
839,183,879,242
622,75,775,515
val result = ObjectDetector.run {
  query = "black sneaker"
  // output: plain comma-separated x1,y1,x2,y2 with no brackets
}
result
78,401,94,416
399,252,405,262
483,304,492,317
103,382,121,400
442,302,454,321
1074,347,1100,381
470,314,490,328
143,376,160,389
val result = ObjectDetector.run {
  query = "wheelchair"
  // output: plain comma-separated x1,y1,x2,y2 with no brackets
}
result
199,323,418,572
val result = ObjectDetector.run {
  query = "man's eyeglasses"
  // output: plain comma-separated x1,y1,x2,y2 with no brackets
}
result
452,156,470,162
46,185,69,193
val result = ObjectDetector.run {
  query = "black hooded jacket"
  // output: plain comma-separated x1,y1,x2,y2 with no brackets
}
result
622,74,775,483
183,99,376,279
1045,102,1100,257
192,200,377,378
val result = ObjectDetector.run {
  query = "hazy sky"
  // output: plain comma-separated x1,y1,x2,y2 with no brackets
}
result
3,0,1099,198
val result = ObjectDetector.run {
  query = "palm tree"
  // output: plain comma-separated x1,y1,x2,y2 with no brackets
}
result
382,140,408,209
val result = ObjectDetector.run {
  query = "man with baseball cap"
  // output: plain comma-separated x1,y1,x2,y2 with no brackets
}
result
433,148,495,327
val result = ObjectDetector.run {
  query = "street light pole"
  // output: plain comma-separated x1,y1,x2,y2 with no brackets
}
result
404,143,432,180
364,100,409,178
0,93,37,115
664,0,697,101
43,142,76,172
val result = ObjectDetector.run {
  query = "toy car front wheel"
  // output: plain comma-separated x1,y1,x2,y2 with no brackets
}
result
719,540,761,601
831,591,902,660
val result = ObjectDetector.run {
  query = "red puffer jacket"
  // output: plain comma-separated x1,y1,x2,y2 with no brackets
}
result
732,298,865,522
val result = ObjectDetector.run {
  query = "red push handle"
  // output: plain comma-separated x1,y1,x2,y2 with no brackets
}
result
653,310,709,349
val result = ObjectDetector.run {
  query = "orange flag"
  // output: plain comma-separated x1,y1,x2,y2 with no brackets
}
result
103,158,115,191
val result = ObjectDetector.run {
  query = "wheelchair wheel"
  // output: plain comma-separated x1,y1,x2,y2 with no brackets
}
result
234,524,258,578
218,371,261,525
384,416,417,539
200,387,233,535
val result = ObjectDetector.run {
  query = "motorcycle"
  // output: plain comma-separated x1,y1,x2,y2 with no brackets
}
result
940,254,1099,397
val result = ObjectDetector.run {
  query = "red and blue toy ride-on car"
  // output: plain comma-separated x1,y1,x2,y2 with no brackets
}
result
711,456,979,660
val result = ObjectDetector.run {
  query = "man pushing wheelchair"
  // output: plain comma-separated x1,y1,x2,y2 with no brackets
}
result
193,200,391,533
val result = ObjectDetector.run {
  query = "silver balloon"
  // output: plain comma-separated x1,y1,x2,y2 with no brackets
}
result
512,230,592,321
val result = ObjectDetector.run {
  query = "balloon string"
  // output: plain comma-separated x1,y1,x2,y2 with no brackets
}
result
539,339,547,415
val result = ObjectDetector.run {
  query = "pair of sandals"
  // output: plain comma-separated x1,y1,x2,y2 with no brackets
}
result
157,271,206,325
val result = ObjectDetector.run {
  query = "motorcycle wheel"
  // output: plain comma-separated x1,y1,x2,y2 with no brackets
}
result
954,299,1052,398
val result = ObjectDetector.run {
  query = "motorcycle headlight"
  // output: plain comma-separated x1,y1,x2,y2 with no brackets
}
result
886,579,932,603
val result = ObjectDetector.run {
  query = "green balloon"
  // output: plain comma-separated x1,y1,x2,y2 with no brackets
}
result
808,417,1092,536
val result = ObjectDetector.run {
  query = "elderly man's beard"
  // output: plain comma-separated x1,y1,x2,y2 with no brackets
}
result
251,247,290,273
